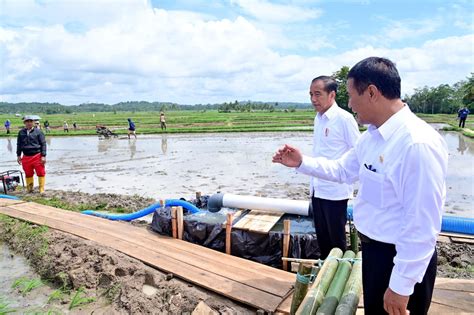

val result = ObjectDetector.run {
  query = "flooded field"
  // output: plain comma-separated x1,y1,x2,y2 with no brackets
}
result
1,130,472,217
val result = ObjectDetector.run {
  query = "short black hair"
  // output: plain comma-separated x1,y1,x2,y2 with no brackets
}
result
312,76,338,94
347,57,401,100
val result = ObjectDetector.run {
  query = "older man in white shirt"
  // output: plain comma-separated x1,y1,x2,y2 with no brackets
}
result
307,76,360,259
273,57,448,315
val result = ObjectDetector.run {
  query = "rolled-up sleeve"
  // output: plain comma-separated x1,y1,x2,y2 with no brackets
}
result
390,142,448,295
296,148,360,184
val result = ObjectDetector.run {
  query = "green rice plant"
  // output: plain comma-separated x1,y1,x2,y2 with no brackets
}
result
101,283,121,303
0,296,16,314
11,277,43,295
47,289,66,304
68,287,96,310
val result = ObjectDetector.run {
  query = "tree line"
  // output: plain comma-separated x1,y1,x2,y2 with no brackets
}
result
1,71,472,115
332,67,473,114
0,100,311,114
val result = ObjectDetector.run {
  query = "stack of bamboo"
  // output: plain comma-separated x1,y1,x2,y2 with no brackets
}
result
290,248,363,315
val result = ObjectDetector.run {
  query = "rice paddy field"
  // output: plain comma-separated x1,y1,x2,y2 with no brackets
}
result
1,111,471,137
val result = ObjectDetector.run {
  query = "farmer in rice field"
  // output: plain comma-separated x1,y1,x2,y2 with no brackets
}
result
127,118,137,139
17,115,47,193
273,57,447,315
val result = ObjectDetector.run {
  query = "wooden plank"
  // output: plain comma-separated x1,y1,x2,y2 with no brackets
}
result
0,205,284,312
16,202,293,284
177,206,184,240
436,235,451,243
451,237,474,245
282,220,291,271
171,207,178,239
0,198,25,207
7,203,293,297
226,213,233,255
431,288,474,311
439,231,474,240
435,278,474,292
275,293,293,315
233,210,284,234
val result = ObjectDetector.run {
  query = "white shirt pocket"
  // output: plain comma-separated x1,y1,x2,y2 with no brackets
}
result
359,166,385,208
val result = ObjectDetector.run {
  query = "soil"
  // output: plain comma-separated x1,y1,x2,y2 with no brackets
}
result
13,189,156,213
0,220,253,314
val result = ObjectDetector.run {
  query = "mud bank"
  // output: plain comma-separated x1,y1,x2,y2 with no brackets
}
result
0,216,253,314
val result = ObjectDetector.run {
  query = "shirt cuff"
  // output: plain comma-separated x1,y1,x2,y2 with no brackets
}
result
296,155,312,175
389,270,417,296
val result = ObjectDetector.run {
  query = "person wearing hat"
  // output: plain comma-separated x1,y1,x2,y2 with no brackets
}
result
127,118,137,139
16,115,47,193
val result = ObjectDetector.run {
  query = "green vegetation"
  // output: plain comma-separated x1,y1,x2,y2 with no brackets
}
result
0,110,317,137
19,195,129,214
405,73,474,114
101,283,121,303
69,287,96,310
11,277,43,296
0,215,49,259
0,296,16,314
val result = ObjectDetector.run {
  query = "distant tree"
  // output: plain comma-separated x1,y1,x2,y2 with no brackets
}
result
462,73,474,110
332,66,350,111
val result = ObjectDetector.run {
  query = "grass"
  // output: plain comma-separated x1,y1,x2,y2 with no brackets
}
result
0,296,16,314
11,277,43,296
1,110,471,137
0,110,318,136
101,283,121,303
0,215,49,258
68,287,96,310
19,195,131,214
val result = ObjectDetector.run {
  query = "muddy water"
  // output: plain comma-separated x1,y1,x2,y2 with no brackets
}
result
0,130,472,217
0,243,54,313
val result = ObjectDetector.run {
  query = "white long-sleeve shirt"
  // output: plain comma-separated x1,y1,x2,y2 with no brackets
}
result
311,102,360,200
297,105,448,295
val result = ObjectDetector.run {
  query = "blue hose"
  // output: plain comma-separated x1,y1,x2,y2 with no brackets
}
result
81,199,201,221
0,194,20,200
1,194,471,234
347,205,474,235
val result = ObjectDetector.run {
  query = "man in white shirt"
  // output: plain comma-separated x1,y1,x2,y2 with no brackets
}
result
273,57,448,315
306,76,360,259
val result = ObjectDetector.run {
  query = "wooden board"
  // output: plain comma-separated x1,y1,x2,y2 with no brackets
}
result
0,198,24,207
233,210,284,233
0,202,294,312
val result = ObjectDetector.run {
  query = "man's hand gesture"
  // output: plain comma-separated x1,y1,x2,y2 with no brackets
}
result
272,144,303,168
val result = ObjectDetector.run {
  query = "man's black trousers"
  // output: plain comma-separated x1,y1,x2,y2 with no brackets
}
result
459,117,466,128
361,235,437,315
311,197,348,259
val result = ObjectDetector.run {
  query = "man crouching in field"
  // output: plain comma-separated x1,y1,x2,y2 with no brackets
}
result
17,115,47,193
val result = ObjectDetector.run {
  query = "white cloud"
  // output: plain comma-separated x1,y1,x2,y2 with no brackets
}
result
0,0,473,105
230,0,322,23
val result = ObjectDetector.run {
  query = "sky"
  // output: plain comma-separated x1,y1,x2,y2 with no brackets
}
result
0,0,473,105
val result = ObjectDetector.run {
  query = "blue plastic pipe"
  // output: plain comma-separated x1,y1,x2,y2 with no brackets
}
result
1,194,472,235
81,199,201,221
0,194,20,200
347,205,474,235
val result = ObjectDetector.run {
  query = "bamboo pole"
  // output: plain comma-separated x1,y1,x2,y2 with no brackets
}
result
290,262,313,315
282,219,291,271
283,257,322,264
177,206,184,240
295,248,343,315
225,213,234,255
171,207,177,239
159,199,165,208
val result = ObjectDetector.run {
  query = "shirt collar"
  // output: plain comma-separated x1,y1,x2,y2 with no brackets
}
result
317,102,338,120
369,105,411,141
